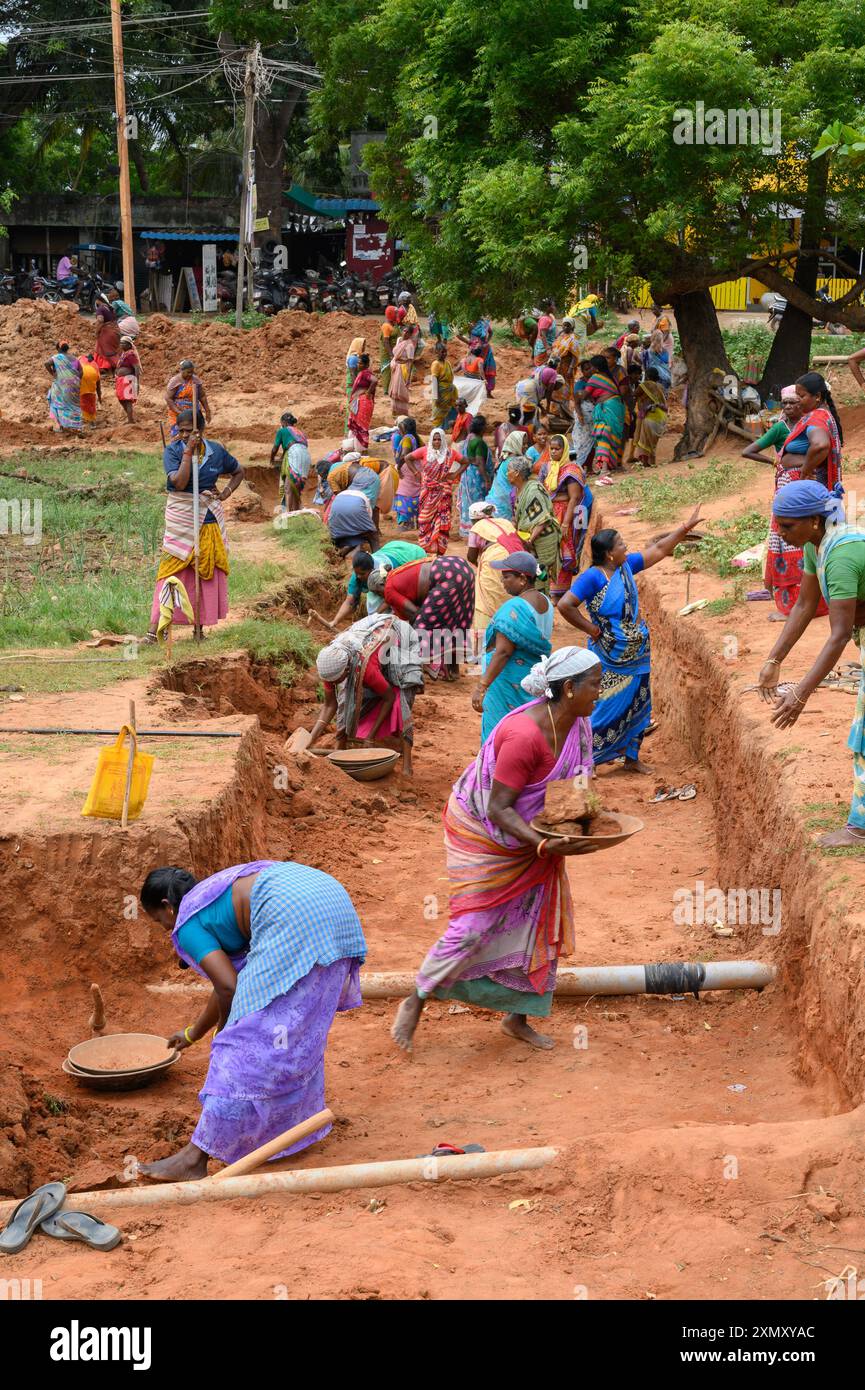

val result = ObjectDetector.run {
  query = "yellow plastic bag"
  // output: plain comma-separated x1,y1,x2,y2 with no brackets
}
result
81,725,154,822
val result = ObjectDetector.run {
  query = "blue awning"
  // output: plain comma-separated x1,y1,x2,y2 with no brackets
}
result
286,182,379,215
139,230,238,242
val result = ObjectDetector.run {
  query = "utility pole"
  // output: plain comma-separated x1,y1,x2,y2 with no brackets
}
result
235,44,259,329
110,0,136,311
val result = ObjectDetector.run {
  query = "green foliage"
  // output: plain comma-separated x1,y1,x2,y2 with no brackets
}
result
304,0,865,326
683,509,767,576
614,459,751,522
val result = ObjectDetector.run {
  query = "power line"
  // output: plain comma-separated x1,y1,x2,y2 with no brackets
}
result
0,63,218,85
5,11,213,38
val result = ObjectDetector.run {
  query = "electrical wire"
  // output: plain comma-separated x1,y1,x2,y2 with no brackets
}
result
4,11,213,37
0,63,218,84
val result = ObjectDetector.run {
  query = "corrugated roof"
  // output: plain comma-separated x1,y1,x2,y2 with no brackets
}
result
286,182,379,214
139,231,237,242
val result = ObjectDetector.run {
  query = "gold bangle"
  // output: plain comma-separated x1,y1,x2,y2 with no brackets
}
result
536,838,549,859
791,688,807,708
184,1025,195,1045
766,657,781,666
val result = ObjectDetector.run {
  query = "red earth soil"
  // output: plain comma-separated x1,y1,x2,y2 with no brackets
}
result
2,309,865,1299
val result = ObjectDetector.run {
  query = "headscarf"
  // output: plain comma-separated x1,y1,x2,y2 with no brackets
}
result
543,435,572,493
520,646,601,697
426,428,448,463
780,384,798,403
366,569,388,596
384,306,398,324
500,431,527,459
772,480,845,524
469,500,496,521
537,366,559,390
342,450,362,465
316,642,351,683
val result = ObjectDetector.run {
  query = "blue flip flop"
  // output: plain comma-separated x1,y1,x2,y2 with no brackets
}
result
0,1182,66,1255
40,1210,122,1251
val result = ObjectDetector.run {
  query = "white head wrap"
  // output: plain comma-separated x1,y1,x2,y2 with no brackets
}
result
520,646,601,698
469,500,496,521
426,429,448,464
316,642,351,682
342,449,362,464
366,568,389,596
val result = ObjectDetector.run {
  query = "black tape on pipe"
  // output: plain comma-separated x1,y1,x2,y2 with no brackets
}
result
643,961,707,999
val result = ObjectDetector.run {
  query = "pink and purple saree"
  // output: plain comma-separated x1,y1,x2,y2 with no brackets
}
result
415,706,593,1015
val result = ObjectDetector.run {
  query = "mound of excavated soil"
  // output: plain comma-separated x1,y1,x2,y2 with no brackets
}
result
0,301,532,442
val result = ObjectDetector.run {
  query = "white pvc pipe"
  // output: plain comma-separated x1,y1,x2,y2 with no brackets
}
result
0,1148,557,1220
358,962,776,999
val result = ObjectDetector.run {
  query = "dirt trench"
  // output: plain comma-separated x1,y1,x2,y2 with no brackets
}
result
1,553,863,1296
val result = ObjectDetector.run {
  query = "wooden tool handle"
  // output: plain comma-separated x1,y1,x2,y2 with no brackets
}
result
210,1108,334,1181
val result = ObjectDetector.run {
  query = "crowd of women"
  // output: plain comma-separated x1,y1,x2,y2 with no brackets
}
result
45,286,142,432
109,304,865,1187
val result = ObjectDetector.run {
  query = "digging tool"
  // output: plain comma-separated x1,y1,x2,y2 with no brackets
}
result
307,608,336,632
210,1108,334,1181
191,381,202,642
0,1149,558,1219
88,984,106,1036
159,422,166,449
120,699,137,831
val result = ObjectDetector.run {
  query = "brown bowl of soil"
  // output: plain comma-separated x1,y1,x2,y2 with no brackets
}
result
328,748,400,781
62,1056,179,1092
530,811,645,850
68,1033,178,1075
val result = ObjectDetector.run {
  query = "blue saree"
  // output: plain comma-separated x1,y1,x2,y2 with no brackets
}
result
480,595,553,739
571,555,651,763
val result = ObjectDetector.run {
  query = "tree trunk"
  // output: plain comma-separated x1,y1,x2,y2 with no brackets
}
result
669,287,731,458
758,155,829,399
254,93,301,245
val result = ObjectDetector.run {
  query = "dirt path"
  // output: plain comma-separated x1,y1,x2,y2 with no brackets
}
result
3,307,865,1300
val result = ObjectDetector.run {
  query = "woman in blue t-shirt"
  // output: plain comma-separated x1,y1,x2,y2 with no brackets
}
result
558,507,702,769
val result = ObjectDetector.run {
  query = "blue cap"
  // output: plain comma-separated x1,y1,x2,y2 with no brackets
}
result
490,551,538,576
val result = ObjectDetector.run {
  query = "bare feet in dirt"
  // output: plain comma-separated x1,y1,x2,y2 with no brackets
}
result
138,1142,209,1182
623,757,654,775
818,826,865,849
391,993,424,1052
501,1014,554,1049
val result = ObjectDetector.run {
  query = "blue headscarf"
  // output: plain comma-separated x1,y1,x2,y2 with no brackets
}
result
772,480,845,524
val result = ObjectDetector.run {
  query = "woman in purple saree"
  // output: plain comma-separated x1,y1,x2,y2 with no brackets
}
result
392,646,604,1053
138,860,367,1181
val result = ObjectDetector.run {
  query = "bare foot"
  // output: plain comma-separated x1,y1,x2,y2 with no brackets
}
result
818,827,865,849
391,993,424,1052
138,1142,208,1183
623,757,654,775
501,1014,554,1049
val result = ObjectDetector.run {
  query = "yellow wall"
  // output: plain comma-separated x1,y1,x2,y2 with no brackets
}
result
634,276,861,311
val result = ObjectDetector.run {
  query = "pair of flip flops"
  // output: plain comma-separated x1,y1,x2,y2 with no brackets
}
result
0,1182,121,1255
651,783,697,803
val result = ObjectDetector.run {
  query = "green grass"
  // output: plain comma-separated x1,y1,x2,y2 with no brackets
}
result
0,453,332,691
190,309,270,330
680,508,768,577
195,617,317,685
274,513,333,573
614,458,753,523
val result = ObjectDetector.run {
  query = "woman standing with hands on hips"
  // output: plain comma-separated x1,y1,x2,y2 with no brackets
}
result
755,480,865,848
